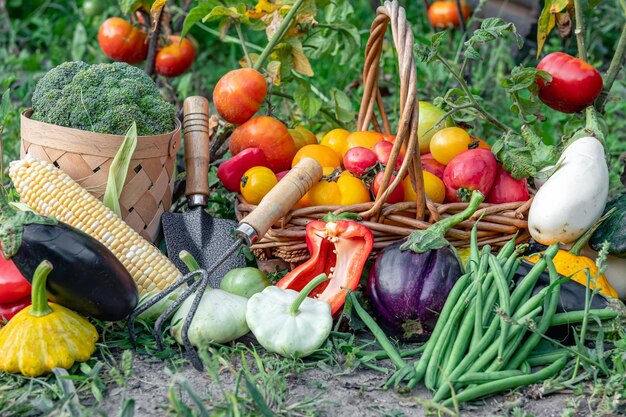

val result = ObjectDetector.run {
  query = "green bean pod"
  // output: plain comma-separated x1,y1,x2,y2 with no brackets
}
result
489,255,511,363
527,349,570,367
496,235,517,262
456,369,524,385
510,244,559,310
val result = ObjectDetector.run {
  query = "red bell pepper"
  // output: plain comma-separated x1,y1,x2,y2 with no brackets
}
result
217,148,268,192
0,296,30,323
0,255,31,323
276,219,374,314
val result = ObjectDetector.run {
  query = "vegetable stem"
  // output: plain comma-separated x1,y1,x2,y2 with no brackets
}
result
254,0,306,71
573,0,588,62
234,21,253,68
29,260,53,317
569,208,616,255
289,273,328,315
596,23,626,111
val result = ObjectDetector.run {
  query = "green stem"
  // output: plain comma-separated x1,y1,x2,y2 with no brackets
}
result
234,21,253,68
436,54,514,133
573,0,588,62
289,273,328,315
196,22,264,52
596,23,626,112
29,260,53,317
179,250,201,272
569,207,616,256
253,0,306,71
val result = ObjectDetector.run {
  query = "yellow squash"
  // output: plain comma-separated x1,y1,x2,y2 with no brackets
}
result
0,261,98,377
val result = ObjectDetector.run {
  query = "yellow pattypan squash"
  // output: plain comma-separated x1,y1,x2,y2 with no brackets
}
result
0,261,98,377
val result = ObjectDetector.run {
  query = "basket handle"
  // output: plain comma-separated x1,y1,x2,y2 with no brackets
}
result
357,1,426,221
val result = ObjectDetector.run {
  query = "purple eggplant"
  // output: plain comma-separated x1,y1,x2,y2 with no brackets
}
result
366,191,484,341
367,242,462,341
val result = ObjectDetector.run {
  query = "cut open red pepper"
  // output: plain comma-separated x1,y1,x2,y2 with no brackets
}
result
276,219,373,314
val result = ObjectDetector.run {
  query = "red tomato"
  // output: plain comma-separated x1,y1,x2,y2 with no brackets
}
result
343,147,378,176
371,171,404,204
217,148,268,192
373,140,403,169
536,52,603,113
420,154,446,180
229,116,295,173
428,1,471,29
0,257,31,304
213,68,267,124
155,35,196,78
443,149,497,202
275,170,289,181
486,166,530,204
98,17,148,64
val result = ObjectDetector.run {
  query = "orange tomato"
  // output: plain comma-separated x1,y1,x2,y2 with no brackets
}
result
240,166,277,205
292,144,341,169
403,171,446,204
346,131,384,151
470,136,491,150
428,1,472,29
320,128,350,158
307,171,371,206
289,126,318,151
429,127,472,165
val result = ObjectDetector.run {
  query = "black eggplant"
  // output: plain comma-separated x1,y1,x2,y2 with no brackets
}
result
0,197,138,321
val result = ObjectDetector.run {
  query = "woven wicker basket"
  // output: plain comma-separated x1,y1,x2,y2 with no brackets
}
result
236,0,531,265
20,109,181,243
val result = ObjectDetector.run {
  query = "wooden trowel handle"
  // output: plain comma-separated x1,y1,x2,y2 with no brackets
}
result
238,158,323,244
183,96,211,207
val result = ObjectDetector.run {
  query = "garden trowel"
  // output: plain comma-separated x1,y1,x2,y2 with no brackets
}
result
162,96,245,287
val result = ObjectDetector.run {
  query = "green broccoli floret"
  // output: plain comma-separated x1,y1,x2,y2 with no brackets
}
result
31,61,176,136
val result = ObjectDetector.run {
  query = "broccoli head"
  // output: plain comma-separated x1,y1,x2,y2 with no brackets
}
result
31,61,176,136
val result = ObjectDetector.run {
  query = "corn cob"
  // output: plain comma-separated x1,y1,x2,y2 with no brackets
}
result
9,155,181,294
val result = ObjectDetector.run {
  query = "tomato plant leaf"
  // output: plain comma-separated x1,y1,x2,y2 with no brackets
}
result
203,5,245,23
536,0,569,57
0,89,10,127
118,0,143,14
71,23,87,62
294,83,322,119
289,39,314,76
331,88,353,124
181,0,220,38
266,60,282,85
464,18,521,61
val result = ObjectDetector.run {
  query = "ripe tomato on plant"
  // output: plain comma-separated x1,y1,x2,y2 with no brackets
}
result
98,17,148,64
443,149,497,202
343,147,378,176
536,52,603,113
229,116,296,173
289,126,318,151
428,1,471,29
240,166,277,205
213,68,267,124
320,128,350,158
155,36,196,78
346,131,384,151
292,144,341,169
371,171,404,204
403,171,446,204
430,127,473,165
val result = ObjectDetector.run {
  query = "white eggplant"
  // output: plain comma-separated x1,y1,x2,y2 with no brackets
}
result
528,136,608,245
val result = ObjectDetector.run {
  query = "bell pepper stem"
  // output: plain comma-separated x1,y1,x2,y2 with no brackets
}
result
289,273,328,316
29,260,53,317
569,207,617,256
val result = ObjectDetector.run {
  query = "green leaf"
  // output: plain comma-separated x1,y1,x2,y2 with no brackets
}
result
330,88,353,123
103,123,138,216
71,23,87,62
0,89,10,126
464,18,521,60
244,376,274,417
322,212,361,222
181,1,220,38
202,5,244,22
294,83,322,119
118,0,142,14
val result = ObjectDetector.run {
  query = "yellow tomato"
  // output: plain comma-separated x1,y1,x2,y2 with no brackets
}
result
292,144,341,169
288,126,318,151
403,171,445,204
308,181,342,206
307,171,371,206
430,127,472,165
346,131,384,151
240,166,277,205
320,128,350,158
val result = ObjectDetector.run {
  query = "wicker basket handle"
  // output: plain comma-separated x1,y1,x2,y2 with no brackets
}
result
357,1,426,221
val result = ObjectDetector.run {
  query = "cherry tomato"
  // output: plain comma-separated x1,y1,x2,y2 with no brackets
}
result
289,126,317,151
443,149,497,202
155,35,196,78
486,165,530,204
403,171,446,204
214,68,267,124
98,17,148,64
430,127,473,165
470,136,491,150
371,171,404,204
420,154,446,180
240,166,278,205
230,116,296,173
320,128,350,158
346,131,384,151
308,172,370,206
536,52,603,113
373,140,403,169
428,1,472,29
343,147,378,176
418,101,455,153
292,144,341,169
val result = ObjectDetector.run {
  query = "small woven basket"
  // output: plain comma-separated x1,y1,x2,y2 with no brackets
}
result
20,109,181,243
236,0,531,265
